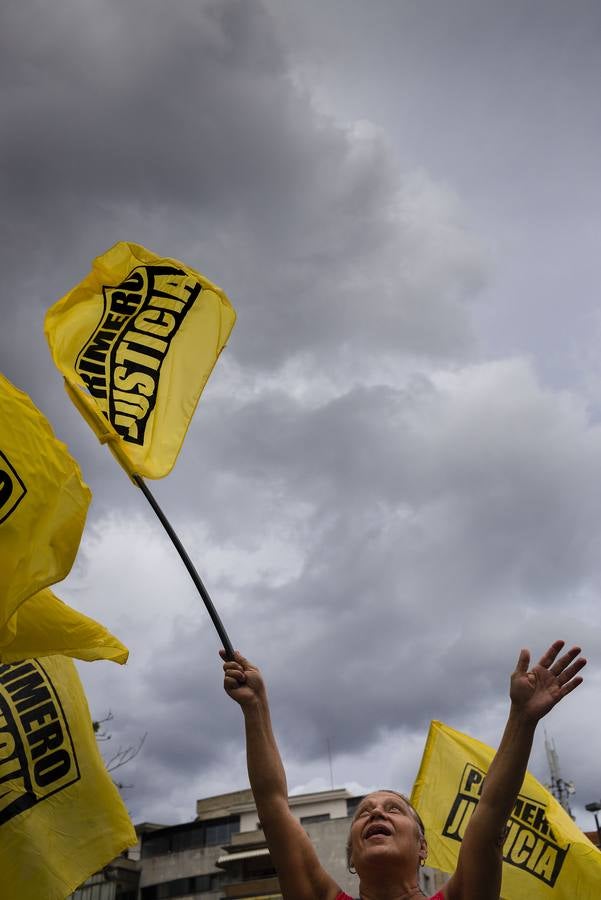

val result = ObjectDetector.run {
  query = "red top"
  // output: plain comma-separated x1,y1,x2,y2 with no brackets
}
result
336,893,443,900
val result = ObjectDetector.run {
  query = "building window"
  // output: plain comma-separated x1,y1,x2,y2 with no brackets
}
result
141,816,240,858
346,796,365,818
141,873,222,899
204,817,240,846
300,814,331,825
170,828,206,854
142,834,172,858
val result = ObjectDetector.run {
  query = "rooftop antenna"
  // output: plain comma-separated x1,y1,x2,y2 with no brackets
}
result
544,730,575,819
326,737,335,791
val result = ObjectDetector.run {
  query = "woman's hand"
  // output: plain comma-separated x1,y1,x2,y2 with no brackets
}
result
510,640,586,723
220,649,266,709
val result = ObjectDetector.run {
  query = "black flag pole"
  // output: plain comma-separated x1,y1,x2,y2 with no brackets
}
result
133,474,235,660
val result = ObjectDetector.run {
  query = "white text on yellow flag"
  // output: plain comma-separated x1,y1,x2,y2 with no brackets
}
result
0,655,136,899
411,720,601,899
45,241,237,479
0,373,91,627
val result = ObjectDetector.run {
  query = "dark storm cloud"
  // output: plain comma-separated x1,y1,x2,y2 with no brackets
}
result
0,0,488,540
1,0,483,418
167,359,601,604
270,0,601,399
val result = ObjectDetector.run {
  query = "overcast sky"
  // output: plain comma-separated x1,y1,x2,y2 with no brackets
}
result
2,0,601,832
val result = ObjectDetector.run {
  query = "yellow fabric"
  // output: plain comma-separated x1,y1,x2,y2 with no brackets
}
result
0,655,136,899
0,588,128,664
411,720,601,899
45,241,237,479
0,373,91,628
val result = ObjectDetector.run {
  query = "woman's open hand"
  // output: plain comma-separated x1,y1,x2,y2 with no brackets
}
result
510,640,586,723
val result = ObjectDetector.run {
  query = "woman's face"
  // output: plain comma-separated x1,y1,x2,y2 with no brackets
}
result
349,791,426,875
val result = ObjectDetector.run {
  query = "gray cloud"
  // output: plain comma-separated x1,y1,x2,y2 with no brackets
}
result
1,1,484,403
2,0,600,834
65,357,601,822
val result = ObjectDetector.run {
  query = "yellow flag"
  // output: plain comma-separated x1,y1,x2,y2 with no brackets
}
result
0,373,91,629
411,720,601,899
45,241,237,479
0,655,136,899
0,588,128,665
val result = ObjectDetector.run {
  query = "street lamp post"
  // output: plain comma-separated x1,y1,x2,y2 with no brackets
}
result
585,801,601,848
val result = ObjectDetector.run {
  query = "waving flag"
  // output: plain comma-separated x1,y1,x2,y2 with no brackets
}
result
0,655,136,899
45,241,236,479
0,588,128,665
0,373,91,628
411,720,601,899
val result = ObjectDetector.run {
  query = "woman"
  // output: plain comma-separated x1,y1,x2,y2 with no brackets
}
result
221,640,585,900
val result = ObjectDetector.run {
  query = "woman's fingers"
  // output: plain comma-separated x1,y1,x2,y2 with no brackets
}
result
549,646,581,676
557,656,587,686
220,648,252,667
515,648,531,674
536,640,565,669
233,650,252,668
220,649,251,676
223,662,246,680
223,663,247,691
558,675,585,698
222,659,243,670
224,674,242,691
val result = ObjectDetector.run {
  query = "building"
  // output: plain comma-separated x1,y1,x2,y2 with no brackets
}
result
66,856,140,900
70,788,447,900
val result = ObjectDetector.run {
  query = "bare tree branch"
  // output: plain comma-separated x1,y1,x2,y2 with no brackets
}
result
105,732,148,773
93,710,114,742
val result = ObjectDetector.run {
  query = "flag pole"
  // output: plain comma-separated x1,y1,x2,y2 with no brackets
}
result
133,474,235,660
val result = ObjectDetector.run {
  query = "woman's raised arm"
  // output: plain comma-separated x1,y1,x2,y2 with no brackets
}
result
221,650,340,900
445,640,586,900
